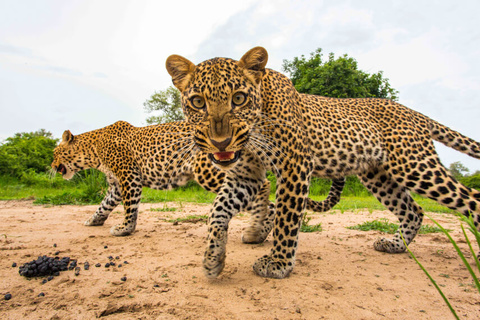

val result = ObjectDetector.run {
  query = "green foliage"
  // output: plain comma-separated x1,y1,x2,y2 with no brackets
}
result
347,218,444,234
460,174,480,190
283,48,399,100
300,216,322,232
347,218,398,234
0,129,58,177
166,214,209,224
144,86,184,124
34,169,107,205
449,161,470,180
141,181,216,204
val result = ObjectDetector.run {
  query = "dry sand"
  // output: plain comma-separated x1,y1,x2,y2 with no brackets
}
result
1,200,479,319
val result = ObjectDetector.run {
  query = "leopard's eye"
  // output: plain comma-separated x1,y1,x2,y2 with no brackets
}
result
190,96,205,109
232,92,246,107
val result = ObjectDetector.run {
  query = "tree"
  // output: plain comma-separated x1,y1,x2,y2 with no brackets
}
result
448,161,470,180
143,86,184,124
282,48,399,100
281,48,400,197
0,129,58,177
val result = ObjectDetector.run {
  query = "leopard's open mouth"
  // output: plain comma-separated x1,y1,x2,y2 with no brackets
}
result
57,164,67,175
209,151,241,166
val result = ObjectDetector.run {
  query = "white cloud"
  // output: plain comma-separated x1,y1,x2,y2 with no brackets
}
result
0,0,479,172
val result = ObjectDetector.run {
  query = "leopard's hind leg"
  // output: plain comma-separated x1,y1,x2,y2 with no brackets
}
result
359,168,425,253
401,158,480,258
108,170,142,236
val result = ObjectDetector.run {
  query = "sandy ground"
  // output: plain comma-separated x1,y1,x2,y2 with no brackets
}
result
0,200,479,320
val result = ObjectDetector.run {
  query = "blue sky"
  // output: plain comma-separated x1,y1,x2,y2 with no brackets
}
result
1,0,480,171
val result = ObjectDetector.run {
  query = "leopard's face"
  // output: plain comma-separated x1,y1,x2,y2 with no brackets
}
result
166,47,268,169
51,130,89,180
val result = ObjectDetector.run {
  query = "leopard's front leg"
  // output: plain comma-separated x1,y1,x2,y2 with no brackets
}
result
252,160,311,279
203,156,266,278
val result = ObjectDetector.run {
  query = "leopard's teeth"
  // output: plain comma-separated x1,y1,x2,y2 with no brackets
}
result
213,152,235,161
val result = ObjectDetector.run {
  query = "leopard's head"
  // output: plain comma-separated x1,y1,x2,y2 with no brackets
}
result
166,47,268,169
51,130,93,180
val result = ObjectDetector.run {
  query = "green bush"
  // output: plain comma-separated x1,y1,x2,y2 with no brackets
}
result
19,169,69,188
0,129,58,177
460,174,480,191
35,169,107,205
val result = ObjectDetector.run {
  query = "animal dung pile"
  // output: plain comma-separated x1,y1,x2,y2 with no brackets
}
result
18,256,75,278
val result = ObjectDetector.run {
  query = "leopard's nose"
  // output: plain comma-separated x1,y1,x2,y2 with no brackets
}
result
210,137,232,152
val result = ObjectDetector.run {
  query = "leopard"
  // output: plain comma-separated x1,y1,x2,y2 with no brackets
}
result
51,120,343,240
166,46,480,279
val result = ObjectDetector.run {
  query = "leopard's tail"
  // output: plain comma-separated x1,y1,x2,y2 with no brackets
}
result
306,178,345,212
430,119,480,160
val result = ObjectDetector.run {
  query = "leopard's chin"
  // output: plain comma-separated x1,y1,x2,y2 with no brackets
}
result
209,151,241,167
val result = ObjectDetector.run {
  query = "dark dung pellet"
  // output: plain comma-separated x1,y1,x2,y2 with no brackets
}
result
38,292,45,297
12,262,17,268
120,276,127,281
95,263,101,268
4,293,12,300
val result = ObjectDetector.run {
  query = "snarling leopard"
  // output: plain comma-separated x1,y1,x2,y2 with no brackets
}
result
166,46,480,279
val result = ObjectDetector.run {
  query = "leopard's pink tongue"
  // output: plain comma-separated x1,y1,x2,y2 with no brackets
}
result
213,152,235,162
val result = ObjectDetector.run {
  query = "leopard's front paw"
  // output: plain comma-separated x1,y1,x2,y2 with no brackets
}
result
373,237,406,253
202,242,226,279
84,215,107,226
110,223,136,236
252,255,294,279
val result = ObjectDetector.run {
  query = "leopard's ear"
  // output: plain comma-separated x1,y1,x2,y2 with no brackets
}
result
166,55,196,92
61,130,74,145
238,47,268,85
